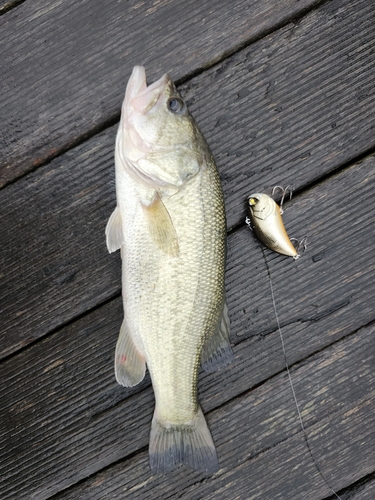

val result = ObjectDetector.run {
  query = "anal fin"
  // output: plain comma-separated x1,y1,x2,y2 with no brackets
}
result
201,299,233,373
105,206,124,253
142,193,179,257
115,319,146,387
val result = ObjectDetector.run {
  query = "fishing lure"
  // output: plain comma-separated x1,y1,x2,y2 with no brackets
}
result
246,186,305,259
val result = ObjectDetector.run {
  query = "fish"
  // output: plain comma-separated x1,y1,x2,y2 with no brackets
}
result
105,66,232,474
246,192,300,258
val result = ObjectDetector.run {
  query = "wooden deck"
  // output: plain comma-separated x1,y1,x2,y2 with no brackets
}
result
1,0,375,498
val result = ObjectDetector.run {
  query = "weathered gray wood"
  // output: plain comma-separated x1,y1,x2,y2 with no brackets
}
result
1,157,375,498
0,0,322,186
0,0,24,14
347,477,375,500
1,0,375,358
44,325,375,499
180,0,375,229
1,144,374,369
2,2,374,499
0,128,119,358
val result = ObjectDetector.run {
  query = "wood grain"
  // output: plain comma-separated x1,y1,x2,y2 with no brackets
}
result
346,478,375,500
180,0,375,229
1,156,375,498
0,128,118,358
2,1,375,497
11,323,375,500
0,0,321,186
1,0,375,358
0,1,24,14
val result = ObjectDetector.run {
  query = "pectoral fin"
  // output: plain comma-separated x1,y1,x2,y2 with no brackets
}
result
142,194,179,257
115,319,146,387
201,299,233,372
105,206,124,253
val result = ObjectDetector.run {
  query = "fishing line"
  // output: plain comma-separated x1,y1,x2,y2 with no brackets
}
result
261,247,342,500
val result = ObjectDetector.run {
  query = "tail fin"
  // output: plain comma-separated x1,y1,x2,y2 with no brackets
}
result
149,407,219,474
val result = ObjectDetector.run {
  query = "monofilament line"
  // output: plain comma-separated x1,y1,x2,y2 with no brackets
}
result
262,247,342,500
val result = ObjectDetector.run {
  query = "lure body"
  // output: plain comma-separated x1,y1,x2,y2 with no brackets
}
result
247,193,298,258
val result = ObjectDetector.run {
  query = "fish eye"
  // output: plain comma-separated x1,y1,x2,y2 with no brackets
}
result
168,97,185,114
249,198,258,206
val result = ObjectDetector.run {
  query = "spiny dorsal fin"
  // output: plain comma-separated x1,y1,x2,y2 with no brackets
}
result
142,194,179,257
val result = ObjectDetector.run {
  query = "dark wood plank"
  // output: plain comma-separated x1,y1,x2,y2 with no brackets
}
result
1,156,375,498
0,0,321,186
1,0,375,358
187,392,375,500
27,324,375,499
0,128,118,358
347,478,375,500
180,0,375,229
0,0,24,14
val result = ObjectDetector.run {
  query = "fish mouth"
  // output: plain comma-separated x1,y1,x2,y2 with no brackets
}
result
118,66,179,188
125,66,171,114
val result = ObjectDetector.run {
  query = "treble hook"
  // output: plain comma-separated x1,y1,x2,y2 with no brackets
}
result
290,235,308,260
272,185,292,214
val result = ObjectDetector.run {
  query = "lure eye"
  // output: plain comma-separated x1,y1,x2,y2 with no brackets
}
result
168,97,185,114
249,198,258,206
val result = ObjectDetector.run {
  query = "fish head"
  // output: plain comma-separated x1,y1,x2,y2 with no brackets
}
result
116,66,206,190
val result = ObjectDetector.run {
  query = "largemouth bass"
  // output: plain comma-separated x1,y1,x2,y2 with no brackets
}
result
105,66,232,474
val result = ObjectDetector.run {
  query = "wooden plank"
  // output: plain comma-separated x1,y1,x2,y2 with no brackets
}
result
0,128,119,358
7,322,374,499
0,0,321,187
1,140,375,365
1,0,375,358
0,0,24,14
180,0,375,229
186,394,375,500
348,478,375,500
1,157,375,498
78,401,375,500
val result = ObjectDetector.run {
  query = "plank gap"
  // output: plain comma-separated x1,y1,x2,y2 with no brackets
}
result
229,143,375,231
0,289,121,365
0,0,26,16
323,470,375,500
